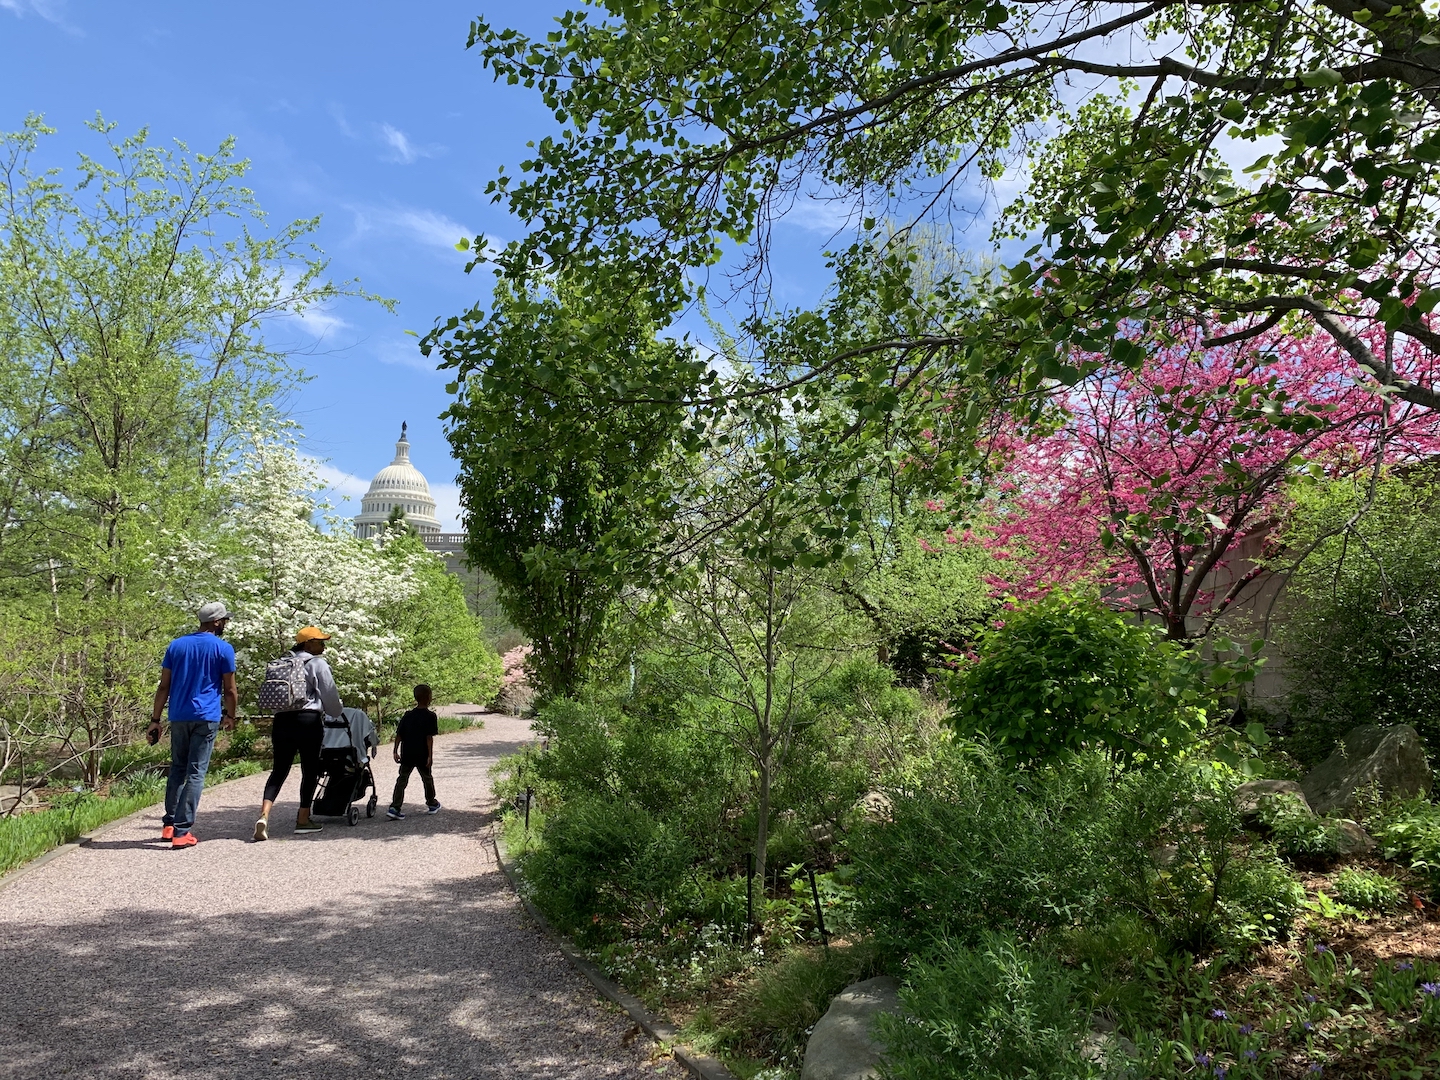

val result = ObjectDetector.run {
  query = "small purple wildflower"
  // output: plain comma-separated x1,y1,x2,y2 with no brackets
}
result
1244,1049,1258,1061
1304,993,1317,1003
1306,1065,1324,1076
1195,1052,1213,1066
1214,1068,1228,1080
1238,1024,1253,1035
1313,943,1330,954
1303,1021,1315,1031
1398,961,1415,971
1209,1008,1229,1020
1421,982,1440,997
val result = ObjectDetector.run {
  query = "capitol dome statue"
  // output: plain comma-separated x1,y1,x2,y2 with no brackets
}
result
353,422,442,538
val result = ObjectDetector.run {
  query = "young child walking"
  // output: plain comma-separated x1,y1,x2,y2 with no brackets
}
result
387,684,441,819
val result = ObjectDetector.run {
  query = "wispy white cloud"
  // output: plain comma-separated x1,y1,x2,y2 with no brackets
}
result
291,304,352,341
347,204,476,253
1,0,79,32
379,123,441,165
329,102,356,139
305,457,369,502
430,481,463,532
375,337,439,374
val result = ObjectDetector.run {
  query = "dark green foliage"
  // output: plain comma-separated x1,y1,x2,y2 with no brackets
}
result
1333,867,1404,911
849,521,998,685
946,595,1209,767
520,795,697,933
849,745,1117,956
726,944,883,1069
1106,768,1305,952
876,932,1098,1080
381,534,503,713
1280,475,1440,764
1374,797,1440,889
429,274,706,701
1256,792,1352,859
853,747,1304,958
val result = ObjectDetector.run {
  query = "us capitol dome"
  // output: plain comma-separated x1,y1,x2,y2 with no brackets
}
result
353,422,442,539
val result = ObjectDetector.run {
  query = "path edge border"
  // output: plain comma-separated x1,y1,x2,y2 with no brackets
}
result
491,836,738,1080
0,764,265,895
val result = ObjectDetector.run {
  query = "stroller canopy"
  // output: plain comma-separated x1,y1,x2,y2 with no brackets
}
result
321,707,380,764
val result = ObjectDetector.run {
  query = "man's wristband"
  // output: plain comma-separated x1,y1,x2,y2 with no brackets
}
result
149,718,161,725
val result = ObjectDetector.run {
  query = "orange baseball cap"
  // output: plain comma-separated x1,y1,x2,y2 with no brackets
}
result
295,626,332,643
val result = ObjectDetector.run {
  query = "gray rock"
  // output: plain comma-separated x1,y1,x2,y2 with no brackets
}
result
801,976,900,1080
1235,779,1311,819
1334,820,1378,855
0,785,38,813
1083,1017,1140,1077
854,791,893,824
1301,725,1433,816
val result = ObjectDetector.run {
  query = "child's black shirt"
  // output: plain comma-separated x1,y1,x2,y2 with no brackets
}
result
396,707,439,764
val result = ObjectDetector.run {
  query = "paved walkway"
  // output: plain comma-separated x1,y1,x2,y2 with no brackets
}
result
0,713,676,1080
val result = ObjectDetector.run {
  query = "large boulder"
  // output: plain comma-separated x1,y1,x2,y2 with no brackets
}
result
1301,725,1433,816
801,976,900,1080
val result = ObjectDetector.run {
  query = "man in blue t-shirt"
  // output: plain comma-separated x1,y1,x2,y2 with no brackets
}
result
148,601,238,848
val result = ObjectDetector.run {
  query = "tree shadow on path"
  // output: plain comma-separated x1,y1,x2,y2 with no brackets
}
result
0,870,668,1080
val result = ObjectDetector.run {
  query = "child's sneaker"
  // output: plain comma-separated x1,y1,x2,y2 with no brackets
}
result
386,807,405,820
426,803,442,815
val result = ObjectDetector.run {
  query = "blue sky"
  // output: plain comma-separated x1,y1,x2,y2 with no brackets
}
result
0,1,1006,528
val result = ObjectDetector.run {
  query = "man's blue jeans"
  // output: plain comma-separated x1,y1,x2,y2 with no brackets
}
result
163,721,218,835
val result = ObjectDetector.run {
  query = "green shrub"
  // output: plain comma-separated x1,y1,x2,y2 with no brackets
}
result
946,594,1209,767
1333,867,1404,911
854,748,1299,958
877,931,1099,1080
225,720,259,759
520,795,696,935
1374,797,1440,889
1212,854,1308,948
849,744,1116,956
1256,792,1350,859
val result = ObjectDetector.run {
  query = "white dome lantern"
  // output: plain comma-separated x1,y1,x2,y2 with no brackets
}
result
353,422,442,538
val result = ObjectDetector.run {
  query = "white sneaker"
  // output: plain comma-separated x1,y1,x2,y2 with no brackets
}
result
253,818,268,842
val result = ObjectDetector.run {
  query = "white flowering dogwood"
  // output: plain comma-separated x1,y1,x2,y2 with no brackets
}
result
165,437,424,710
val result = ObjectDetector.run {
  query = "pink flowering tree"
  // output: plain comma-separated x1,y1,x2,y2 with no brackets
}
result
984,323,1440,641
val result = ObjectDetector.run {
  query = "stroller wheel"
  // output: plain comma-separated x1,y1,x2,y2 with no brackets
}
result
347,805,360,826
366,795,377,818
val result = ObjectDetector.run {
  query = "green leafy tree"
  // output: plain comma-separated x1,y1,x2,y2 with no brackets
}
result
467,0,1440,417
426,271,707,699
379,533,503,715
0,115,367,784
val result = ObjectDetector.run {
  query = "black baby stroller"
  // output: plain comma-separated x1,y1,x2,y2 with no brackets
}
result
312,706,380,825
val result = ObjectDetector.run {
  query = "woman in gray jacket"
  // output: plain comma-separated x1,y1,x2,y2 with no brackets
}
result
254,626,344,840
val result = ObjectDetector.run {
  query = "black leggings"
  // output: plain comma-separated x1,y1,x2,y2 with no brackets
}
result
264,710,324,808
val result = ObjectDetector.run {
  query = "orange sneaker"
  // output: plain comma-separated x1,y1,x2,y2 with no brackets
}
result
160,825,174,841
171,833,198,849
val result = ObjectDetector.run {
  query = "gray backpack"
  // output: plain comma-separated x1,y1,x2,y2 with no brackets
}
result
257,653,310,713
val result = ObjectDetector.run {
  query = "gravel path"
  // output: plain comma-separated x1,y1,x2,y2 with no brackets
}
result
0,712,677,1080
